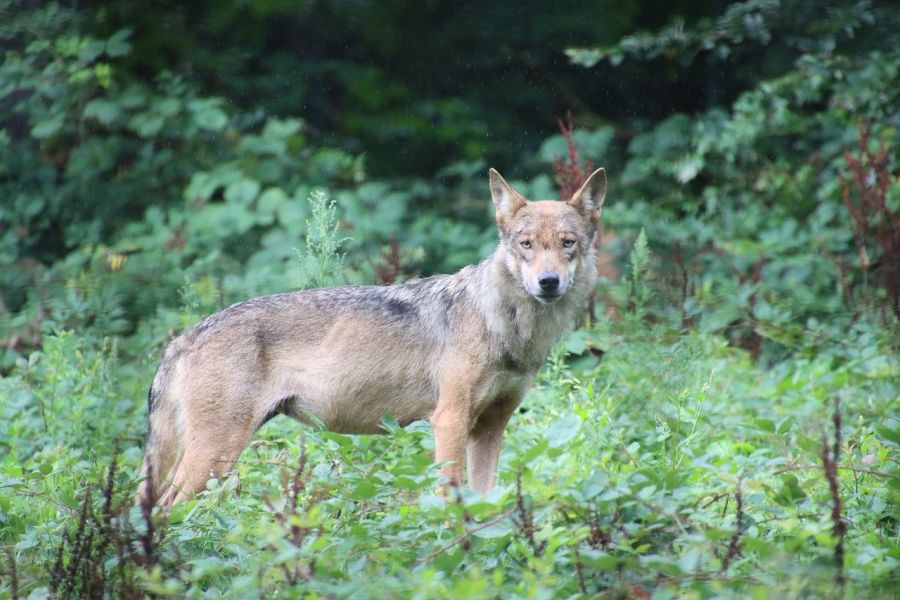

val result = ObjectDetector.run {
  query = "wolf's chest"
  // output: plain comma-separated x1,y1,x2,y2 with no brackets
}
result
476,367,532,415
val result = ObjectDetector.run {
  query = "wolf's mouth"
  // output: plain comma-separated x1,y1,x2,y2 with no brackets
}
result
534,292,562,304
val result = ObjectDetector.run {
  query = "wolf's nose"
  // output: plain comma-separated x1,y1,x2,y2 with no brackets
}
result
537,273,560,291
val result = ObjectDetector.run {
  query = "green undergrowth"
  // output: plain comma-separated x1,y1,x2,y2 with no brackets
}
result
1,313,896,598
2,2,899,597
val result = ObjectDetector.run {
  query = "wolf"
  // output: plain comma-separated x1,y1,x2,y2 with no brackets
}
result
137,167,607,506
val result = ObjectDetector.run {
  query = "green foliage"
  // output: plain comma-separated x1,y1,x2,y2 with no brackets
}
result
627,228,651,316
1,316,896,597
0,3,483,371
566,0,900,359
566,0,876,68
296,190,349,289
1,0,898,598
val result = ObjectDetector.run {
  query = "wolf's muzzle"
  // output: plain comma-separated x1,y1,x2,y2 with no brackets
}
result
537,272,560,292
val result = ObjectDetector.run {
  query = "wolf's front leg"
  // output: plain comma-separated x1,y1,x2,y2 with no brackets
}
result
431,379,473,487
466,394,521,494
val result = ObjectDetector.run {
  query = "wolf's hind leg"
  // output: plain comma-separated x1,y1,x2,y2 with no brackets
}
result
136,409,181,506
466,394,521,494
160,422,255,505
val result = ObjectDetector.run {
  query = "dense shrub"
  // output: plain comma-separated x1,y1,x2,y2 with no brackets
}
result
1,1,897,597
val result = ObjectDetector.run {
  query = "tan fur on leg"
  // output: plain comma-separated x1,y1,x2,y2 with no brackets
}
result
432,374,474,486
467,395,521,493
158,425,253,506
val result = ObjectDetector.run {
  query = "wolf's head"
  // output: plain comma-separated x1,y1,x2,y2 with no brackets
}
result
489,168,606,304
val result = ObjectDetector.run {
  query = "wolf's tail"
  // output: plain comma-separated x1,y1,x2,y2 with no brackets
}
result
136,355,184,507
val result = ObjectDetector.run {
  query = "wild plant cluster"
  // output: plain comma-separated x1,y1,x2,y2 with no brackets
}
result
1,1,898,598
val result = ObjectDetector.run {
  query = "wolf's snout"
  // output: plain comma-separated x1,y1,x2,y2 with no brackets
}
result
537,272,560,292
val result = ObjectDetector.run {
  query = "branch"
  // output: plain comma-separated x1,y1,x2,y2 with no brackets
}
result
772,465,898,480
414,509,514,566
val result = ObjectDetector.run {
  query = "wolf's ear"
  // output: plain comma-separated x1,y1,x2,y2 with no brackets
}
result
568,167,607,222
489,168,526,225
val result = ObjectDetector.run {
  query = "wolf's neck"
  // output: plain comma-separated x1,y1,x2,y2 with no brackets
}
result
473,250,589,365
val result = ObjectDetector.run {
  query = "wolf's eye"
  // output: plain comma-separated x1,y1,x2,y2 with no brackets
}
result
520,240,532,249
562,239,576,248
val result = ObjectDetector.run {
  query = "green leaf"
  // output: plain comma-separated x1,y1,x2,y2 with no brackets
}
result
774,474,806,505
83,98,120,125
677,550,701,573
876,425,900,446
350,480,378,500
547,414,582,448
263,118,303,139
676,156,703,183
378,414,401,434
753,418,776,433
743,537,775,557
434,548,465,574
189,98,228,132
565,47,605,68
796,435,822,455
419,494,446,511
203,203,255,236
78,40,105,62
184,172,219,202
473,519,514,539
392,476,420,490
128,112,164,137
224,178,260,205
776,417,794,435
320,431,353,448
562,330,592,355
639,554,682,575
256,187,288,225
517,439,549,464
156,97,181,118
196,108,227,131
584,551,621,571
32,114,64,139
105,29,132,57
